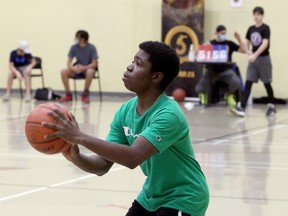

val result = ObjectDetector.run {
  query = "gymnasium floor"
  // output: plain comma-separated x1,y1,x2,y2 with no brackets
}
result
0,95,287,216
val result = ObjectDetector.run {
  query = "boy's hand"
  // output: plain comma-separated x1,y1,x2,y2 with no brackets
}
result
62,145,80,162
234,32,241,42
248,54,257,62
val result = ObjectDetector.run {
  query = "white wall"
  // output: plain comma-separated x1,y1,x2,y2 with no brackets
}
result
0,0,286,98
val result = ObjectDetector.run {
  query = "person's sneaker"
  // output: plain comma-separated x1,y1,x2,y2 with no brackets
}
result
2,93,11,101
60,94,73,102
266,103,277,117
226,94,236,107
230,102,245,117
24,94,32,102
82,93,90,103
199,93,208,105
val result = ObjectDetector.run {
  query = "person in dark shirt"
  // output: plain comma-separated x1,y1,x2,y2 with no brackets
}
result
231,6,276,117
2,41,36,102
195,25,246,110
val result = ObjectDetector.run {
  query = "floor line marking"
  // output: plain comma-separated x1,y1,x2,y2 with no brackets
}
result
0,166,125,202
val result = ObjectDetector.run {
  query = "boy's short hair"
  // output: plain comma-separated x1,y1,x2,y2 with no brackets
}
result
139,41,179,91
253,6,264,15
76,30,89,42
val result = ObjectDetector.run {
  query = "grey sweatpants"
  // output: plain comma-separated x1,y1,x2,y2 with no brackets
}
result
195,68,241,94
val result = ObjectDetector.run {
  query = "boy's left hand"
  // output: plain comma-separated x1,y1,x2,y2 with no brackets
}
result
41,108,82,145
248,54,257,62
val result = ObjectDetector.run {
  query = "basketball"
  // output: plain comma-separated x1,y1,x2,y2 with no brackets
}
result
173,88,186,102
25,102,72,154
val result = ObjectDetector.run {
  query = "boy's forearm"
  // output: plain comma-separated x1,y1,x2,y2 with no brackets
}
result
71,153,113,176
253,39,269,57
77,133,143,169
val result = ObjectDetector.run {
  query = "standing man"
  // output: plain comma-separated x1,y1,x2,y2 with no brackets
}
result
43,41,209,216
231,6,276,117
2,40,36,102
195,25,246,110
60,30,98,103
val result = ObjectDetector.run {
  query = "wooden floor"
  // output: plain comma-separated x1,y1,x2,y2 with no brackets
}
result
0,96,288,216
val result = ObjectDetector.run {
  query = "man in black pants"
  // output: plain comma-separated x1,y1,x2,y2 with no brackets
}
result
232,6,276,117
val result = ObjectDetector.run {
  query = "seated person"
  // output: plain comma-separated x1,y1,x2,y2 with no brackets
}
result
195,25,246,110
60,30,98,103
2,40,36,102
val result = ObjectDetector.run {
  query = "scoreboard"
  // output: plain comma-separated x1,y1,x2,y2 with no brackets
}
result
191,44,229,63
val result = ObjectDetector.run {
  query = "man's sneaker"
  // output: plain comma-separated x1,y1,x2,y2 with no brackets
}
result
266,103,277,117
82,93,90,103
60,94,73,102
24,94,32,102
199,93,208,105
2,93,11,101
230,102,245,117
226,94,236,107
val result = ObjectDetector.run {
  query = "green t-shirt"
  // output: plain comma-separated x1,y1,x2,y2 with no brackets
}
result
106,94,209,216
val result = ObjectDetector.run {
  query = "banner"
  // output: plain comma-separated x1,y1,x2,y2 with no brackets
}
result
162,0,205,97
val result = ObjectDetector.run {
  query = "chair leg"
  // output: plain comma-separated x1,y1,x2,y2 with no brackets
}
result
73,79,77,100
98,77,102,102
19,81,23,99
41,70,45,87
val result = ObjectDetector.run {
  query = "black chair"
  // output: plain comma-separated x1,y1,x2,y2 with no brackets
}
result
18,56,45,98
69,67,102,101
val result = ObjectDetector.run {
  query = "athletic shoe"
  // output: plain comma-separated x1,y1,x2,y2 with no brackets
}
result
230,102,245,117
266,103,277,117
2,93,11,101
25,94,32,102
199,93,208,105
82,93,90,103
226,94,236,107
60,94,73,102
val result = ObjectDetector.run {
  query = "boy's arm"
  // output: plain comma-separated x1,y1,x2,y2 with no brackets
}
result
63,145,114,176
249,39,269,62
234,32,247,53
43,109,158,170
78,135,158,169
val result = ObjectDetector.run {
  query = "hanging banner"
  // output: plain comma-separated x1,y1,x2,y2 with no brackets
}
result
162,0,204,98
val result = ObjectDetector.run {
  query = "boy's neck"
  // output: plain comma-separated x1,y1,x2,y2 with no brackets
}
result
136,89,162,115
255,21,263,27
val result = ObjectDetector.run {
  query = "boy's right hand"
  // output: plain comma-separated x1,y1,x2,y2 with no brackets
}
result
62,145,80,162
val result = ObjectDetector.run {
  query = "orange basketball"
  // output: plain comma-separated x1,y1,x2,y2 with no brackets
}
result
25,102,71,154
173,88,186,102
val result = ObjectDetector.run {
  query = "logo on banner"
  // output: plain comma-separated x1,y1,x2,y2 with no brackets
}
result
164,25,199,64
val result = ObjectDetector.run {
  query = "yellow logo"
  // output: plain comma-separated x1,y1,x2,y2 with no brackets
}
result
164,25,199,64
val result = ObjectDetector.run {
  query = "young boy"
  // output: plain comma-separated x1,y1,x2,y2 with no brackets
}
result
43,41,209,216
60,30,98,103
231,6,276,117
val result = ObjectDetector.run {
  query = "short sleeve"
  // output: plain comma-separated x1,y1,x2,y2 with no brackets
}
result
9,51,14,62
262,25,270,39
140,112,183,153
245,27,251,41
68,46,74,59
26,53,33,63
106,109,128,145
91,45,98,60
229,41,239,52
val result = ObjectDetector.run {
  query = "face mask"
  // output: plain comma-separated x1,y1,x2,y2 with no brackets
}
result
219,34,227,42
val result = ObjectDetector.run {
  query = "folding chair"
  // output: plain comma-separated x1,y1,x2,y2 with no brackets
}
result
69,67,102,101
19,56,45,98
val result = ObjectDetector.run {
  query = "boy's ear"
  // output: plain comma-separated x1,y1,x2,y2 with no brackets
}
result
152,72,163,81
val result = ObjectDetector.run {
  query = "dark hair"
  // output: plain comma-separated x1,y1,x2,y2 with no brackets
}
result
76,30,89,42
216,25,226,33
253,6,264,15
139,41,179,91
